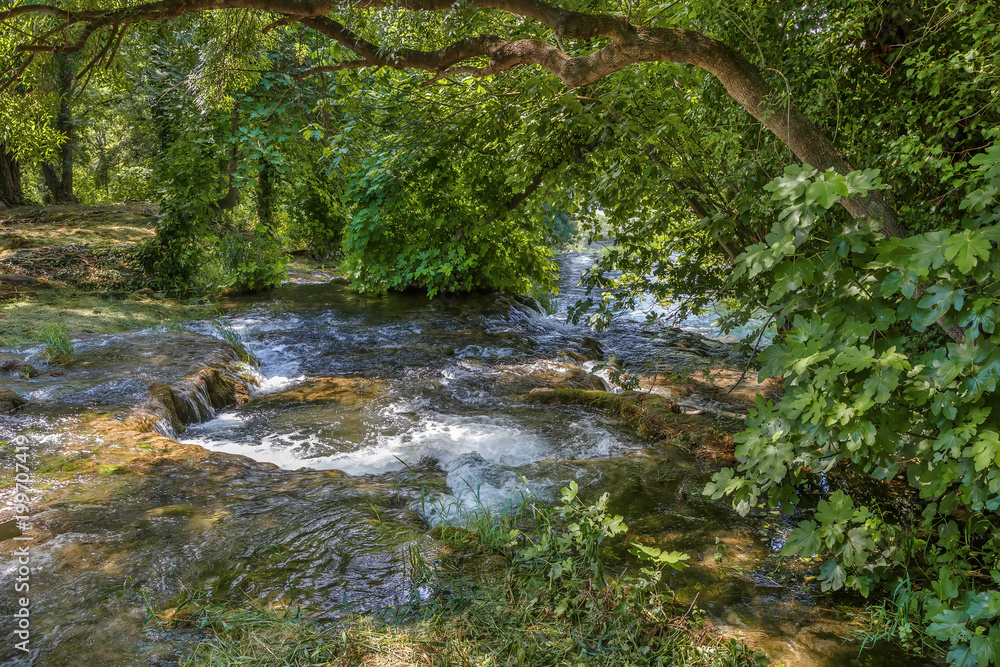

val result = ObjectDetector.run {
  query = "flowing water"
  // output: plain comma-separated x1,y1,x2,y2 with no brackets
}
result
0,252,933,666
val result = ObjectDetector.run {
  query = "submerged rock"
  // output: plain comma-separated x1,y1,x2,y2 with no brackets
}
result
0,389,27,413
260,377,387,406
524,387,733,457
0,356,38,378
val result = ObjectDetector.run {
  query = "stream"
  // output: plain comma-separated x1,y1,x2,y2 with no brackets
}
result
0,252,932,666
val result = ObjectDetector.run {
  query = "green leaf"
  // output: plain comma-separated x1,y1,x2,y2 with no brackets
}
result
971,432,1000,472
839,527,875,566
928,609,971,642
898,231,950,275
805,172,848,209
862,370,900,404
916,285,966,322
944,230,992,273
815,490,855,525
781,520,821,557
881,270,919,298
765,164,818,202
818,559,846,591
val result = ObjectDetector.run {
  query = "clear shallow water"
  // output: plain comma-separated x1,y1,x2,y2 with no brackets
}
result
170,253,923,665
181,251,729,505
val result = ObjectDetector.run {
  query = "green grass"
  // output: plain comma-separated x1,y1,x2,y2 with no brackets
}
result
211,316,259,365
527,283,559,315
40,323,75,365
0,290,211,348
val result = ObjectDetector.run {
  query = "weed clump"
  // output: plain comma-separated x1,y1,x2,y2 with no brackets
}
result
211,316,259,365
41,324,75,365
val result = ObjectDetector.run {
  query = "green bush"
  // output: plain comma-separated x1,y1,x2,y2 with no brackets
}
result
287,174,345,260
342,152,557,298
215,224,287,292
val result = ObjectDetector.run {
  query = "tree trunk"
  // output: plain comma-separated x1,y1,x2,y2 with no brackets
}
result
256,158,275,228
0,144,25,208
217,111,241,210
41,55,79,205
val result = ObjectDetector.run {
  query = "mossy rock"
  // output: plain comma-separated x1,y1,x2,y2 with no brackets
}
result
0,389,28,414
0,357,39,378
524,388,734,456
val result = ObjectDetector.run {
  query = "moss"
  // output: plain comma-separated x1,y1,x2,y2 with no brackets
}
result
98,464,128,476
145,504,195,518
38,451,94,474
259,377,387,405
524,388,734,457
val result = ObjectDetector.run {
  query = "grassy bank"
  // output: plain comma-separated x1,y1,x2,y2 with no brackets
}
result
0,204,201,346
0,204,349,349
0,289,212,347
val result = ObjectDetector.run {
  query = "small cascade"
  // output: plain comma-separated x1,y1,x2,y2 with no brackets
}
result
0,251,921,667
151,417,177,439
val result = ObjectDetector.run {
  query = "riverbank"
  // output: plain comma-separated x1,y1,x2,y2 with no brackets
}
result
0,204,341,347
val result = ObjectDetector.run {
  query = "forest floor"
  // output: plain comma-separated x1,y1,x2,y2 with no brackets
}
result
0,203,210,345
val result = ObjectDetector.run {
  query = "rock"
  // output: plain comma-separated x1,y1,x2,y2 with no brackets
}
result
132,287,155,298
0,389,28,413
0,519,22,541
0,357,39,378
331,276,351,286
260,377,386,406
580,337,604,360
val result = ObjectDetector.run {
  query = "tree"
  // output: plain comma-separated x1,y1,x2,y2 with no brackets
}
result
0,143,25,208
0,0,905,231
39,54,80,203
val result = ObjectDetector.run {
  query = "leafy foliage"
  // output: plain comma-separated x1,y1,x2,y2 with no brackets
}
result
706,135,1000,665
342,150,557,297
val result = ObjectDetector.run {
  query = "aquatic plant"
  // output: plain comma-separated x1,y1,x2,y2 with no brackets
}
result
527,282,559,315
40,323,74,365
211,316,259,366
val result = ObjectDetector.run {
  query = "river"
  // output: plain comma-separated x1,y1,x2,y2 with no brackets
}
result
0,251,931,666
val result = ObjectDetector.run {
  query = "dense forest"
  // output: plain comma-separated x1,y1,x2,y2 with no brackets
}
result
2,0,1000,664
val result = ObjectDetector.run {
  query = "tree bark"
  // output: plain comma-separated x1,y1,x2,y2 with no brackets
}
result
0,144,25,208
217,111,241,210
41,55,79,204
256,158,275,227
